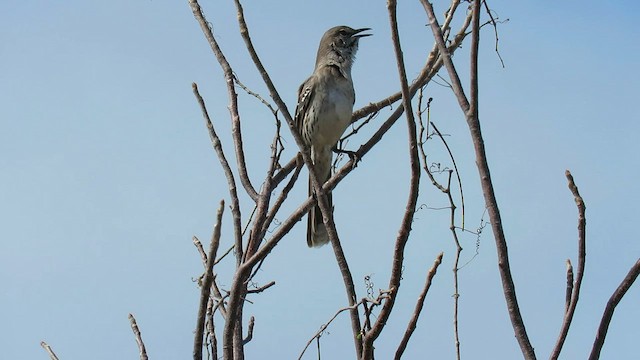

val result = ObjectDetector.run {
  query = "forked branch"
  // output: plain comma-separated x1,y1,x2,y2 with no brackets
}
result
549,170,587,360
420,0,536,358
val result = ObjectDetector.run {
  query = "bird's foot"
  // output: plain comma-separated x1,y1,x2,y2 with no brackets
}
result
333,147,360,168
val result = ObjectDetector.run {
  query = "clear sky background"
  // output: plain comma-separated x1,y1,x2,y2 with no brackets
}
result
2,1,639,359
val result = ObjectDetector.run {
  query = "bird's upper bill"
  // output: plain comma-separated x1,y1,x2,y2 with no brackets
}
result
352,28,372,38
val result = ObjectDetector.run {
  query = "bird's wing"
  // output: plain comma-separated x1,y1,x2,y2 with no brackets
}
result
294,75,315,138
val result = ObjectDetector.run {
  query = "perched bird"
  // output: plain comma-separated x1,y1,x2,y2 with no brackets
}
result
295,26,371,247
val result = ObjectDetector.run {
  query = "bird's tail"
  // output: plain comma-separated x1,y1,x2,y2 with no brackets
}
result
307,149,333,247
307,180,332,247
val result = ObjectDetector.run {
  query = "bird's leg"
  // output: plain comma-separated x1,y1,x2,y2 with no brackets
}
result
333,140,360,168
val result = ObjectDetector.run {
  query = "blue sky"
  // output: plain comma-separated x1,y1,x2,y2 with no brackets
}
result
1,1,639,359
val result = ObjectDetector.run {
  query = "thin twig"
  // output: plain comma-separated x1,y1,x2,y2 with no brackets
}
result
247,281,276,295
430,121,465,229
40,341,60,360
298,303,360,360
193,200,225,360
445,170,464,360
395,253,444,359
128,314,149,360
261,158,303,237
482,0,506,68
550,170,587,360
588,258,640,360
234,75,277,115
214,245,235,266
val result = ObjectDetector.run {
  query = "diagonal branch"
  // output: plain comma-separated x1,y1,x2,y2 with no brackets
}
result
40,342,60,360
588,258,640,360
395,253,444,359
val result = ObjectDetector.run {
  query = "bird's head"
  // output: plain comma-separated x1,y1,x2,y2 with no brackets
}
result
315,26,371,72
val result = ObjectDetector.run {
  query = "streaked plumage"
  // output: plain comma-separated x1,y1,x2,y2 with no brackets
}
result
295,26,370,247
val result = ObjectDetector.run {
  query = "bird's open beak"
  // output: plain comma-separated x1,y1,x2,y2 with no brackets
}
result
353,28,372,38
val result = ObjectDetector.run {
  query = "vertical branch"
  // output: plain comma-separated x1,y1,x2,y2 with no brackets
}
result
128,314,149,360
207,298,219,360
394,253,444,359
362,1,422,358
445,170,464,360
421,1,536,358
549,171,587,360
588,259,640,360
194,200,225,360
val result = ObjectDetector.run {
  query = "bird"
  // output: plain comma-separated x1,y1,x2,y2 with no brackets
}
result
294,25,371,247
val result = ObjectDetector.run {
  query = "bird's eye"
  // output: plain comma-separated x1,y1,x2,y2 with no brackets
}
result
338,29,348,36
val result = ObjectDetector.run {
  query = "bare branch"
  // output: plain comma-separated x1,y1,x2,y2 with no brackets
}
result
482,0,506,68
351,0,472,124
589,258,640,360
193,200,224,360
192,82,244,267
40,341,60,360
234,75,277,116
420,0,470,113
128,314,149,360
298,300,365,360
272,153,302,188
550,170,587,360
421,1,537,358
187,1,259,202
247,281,276,295
395,253,444,359
431,120,466,228
361,2,422,357
262,159,303,236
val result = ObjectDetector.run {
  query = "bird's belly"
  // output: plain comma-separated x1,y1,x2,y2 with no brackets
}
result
314,92,353,146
